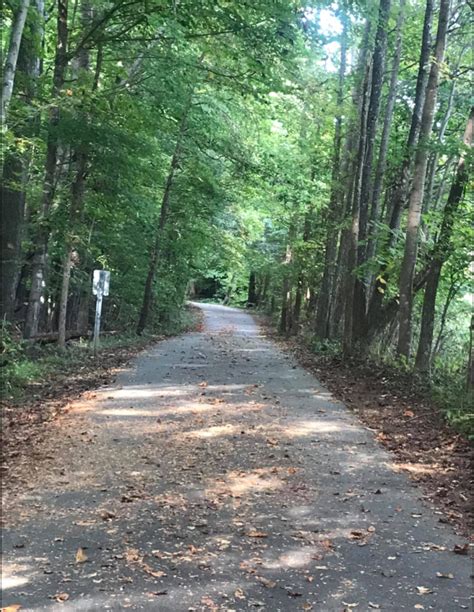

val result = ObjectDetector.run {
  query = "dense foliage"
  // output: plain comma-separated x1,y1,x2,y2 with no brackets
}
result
1,0,472,427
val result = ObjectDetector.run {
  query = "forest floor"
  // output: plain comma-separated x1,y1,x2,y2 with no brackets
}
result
261,324,473,539
1,303,472,611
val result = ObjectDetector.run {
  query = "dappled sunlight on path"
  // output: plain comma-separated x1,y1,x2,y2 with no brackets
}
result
2,303,471,611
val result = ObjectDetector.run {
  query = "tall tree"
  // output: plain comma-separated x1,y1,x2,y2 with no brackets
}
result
1,0,30,126
397,0,451,357
414,106,473,371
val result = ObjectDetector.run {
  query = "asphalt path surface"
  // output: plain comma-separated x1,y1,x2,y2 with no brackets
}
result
2,303,472,611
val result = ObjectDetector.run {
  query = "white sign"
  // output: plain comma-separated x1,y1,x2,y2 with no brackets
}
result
92,270,110,354
93,269,110,296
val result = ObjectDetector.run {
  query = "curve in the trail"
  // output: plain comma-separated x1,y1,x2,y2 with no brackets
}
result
2,303,472,611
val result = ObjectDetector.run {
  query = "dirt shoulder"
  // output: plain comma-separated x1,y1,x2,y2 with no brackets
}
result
259,318,473,538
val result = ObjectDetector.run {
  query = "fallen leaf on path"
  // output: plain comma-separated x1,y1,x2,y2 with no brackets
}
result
75,547,88,563
247,531,268,538
1,605,22,611
234,588,246,599
200,595,218,610
416,587,433,595
99,509,116,520
436,572,453,579
256,576,276,588
453,543,469,555
142,564,167,578
266,438,279,446
320,538,333,550
53,593,69,603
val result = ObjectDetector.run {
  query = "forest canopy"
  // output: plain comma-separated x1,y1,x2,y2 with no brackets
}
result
1,0,473,428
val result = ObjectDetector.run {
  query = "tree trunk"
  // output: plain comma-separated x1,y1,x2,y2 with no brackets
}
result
367,0,434,333
366,0,405,267
24,0,69,339
352,0,391,341
57,1,92,348
386,0,434,236
0,156,28,320
467,315,474,390
279,241,293,335
314,12,348,338
414,105,473,369
398,0,451,358
0,0,44,321
291,274,304,334
1,0,30,126
136,95,192,334
247,271,257,306
342,47,372,354
432,278,458,359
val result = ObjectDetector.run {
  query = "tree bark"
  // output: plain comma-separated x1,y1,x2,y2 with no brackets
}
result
57,1,92,348
136,93,192,334
247,271,257,306
367,0,434,333
0,0,44,321
414,105,473,370
366,0,405,267
397,0,451,358
24,0,69,339
342,44,372,354
1,0,31,126
352,0,391,341
314,12,348,338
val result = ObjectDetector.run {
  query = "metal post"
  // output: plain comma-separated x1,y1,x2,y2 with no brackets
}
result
93,291,103,355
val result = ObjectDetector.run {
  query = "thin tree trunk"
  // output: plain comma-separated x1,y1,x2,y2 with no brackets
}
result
0,0,44,321
58,1,93,348
314,12,348,338
467,315,474,390
432,279,458,359
367,0,434,333
343,49,372,354
247,271,257,306
291,274,304,334
136,94,192,334
414,105,473,369
352,0,391,341
1,0,30,126
24,0,69,339
386,0,434,236
279,241,293,335
366,0,405,267
398,0,451,358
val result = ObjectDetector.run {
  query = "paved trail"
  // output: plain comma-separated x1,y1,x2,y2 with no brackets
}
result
2,304,471,611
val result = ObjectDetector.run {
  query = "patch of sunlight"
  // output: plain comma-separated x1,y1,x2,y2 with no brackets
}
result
207,468,284,498
278,419,344,437
188,424,238,438
2,563,31,590
107,386,196,400
96,408,160,417
263,546,320,569
394,462,440,476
